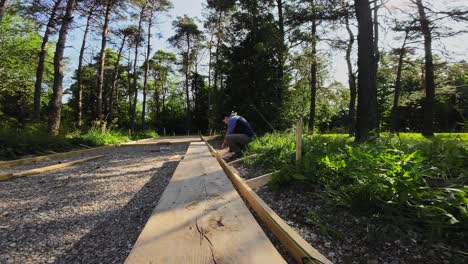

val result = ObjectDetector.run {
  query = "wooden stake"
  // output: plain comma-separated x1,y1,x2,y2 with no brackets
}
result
295,120,303,165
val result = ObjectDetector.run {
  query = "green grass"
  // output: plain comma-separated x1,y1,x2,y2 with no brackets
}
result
245,132,468,238
0,127,158,160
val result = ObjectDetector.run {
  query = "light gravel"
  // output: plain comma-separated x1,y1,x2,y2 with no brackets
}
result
0,143,188,264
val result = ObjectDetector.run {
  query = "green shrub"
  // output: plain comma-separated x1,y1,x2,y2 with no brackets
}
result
246,133,468,237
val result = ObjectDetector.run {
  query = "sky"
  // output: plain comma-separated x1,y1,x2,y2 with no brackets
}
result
62,0,467,96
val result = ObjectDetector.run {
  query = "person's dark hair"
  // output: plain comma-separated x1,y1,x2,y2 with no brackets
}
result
223,111,235,118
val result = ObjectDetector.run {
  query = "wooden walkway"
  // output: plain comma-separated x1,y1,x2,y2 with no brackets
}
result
126,142,286,263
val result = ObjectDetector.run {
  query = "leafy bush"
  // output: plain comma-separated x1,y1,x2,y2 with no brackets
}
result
0,127,158,160
246,133,468,237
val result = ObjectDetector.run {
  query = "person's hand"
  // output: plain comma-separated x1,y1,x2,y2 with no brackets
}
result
221,141,226,148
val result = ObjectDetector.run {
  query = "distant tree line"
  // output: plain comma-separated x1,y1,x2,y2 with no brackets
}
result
0,0,466,141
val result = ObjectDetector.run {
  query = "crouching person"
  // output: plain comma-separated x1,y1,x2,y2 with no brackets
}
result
221,112,254,160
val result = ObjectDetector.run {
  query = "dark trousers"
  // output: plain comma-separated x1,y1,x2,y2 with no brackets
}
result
225,134,252,153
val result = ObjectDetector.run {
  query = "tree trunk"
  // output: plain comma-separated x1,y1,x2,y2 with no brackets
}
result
142,12,153,131
416,0,435,136
308,18,317,133
33,0,62,122
131,5,145,132
345,9,357,136
372,1,381,130
373,1,380,80
0,0,8,21
391,29,409,131
75,3,95,128
162,71,168,113
213,11,222,91
48,0,76,136
127,54,133,125
96,0,113,128
185,33,192,132
276,0,285,99
108,34,127,127
354,0,377,142
207,32,213,107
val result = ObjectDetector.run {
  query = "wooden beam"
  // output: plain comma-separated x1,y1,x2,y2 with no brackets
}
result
0,155,104,182
244,171,279,190
227,154,258,165
0,146,114,168
0,136,190,168
126,142,286,263
202,137,332,264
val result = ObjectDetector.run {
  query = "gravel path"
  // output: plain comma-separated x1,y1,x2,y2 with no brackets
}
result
256,183,468,264
221,145,468,264
0,143,188,264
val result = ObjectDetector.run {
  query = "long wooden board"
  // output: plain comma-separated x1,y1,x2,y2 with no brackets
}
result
0,136,200,168
0,155,104,182
0,145,114,168
202,138,332,264
126,142,285,264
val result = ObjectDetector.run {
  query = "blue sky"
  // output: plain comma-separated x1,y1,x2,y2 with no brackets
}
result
63,0,205,88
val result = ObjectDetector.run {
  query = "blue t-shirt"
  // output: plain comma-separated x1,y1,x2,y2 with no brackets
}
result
227,115,254,137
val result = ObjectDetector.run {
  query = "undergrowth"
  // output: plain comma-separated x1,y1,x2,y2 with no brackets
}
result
245,132,468,238
0,127,158,160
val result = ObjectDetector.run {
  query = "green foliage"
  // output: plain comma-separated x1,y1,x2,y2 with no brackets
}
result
0,14,53,126
247,132,468,237
0,126,158,160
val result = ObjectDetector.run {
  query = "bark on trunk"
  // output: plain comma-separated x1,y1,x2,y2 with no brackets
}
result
142,12,153,130
185,33,192,132
276,0,285,99
213,11,222,91
48,0,76,136
108,34,127,126
0,0,8,21
416,0,435,136
373,1,380,81
345,9,357,136
391,29,409,131
75,3,95,128
96,0,113,127
308,18,317,133
131,5,145,131
354,0,377,142
33,0,62,121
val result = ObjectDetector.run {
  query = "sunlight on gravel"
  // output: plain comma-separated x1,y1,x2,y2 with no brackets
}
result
0,144,188,264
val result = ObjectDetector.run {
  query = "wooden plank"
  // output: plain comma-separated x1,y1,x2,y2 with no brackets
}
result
244,171,279,190
126,142,285,264
202,137,332,264
227,154,258,165
0,145,114,168
0,155,104,182
0,136,180,168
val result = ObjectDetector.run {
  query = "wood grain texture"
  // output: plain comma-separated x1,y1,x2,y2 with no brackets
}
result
126,142,285,264
202,137,332,264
